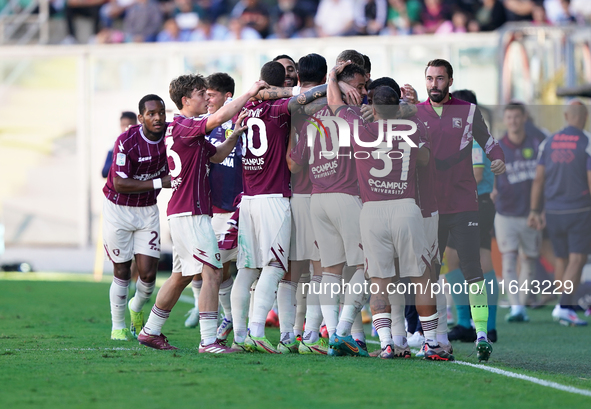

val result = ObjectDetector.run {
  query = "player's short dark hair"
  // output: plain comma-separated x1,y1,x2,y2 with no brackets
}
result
337,64,366,83
298,53,327,85
426,59,454,79
504,101,526,114
169,74,206,110
362,54,371,74
452,89,477,105
372,86,400,119
368,77,401,101
120,111,137,123
336,50,365,67
273,54,296,65
260,61,286,87
138,94,165,115
206,72,235,96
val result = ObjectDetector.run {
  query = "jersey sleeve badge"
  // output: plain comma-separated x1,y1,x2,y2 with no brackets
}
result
116,153,126,166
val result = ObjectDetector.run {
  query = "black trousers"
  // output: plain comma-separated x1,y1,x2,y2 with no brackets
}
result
438,211,484,283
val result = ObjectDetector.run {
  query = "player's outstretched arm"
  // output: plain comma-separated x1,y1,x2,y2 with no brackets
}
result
206,80,269,133
254,86,295,101
113,174,171,194
287,84,327,115
210,112,248,164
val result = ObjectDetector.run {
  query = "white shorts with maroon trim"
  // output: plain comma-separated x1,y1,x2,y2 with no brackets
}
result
169,215,222,276
360,199,431,279
290,194,320,262
237,196,290,271
310,193,363,268
211,212,238,263
422,213,440,265
102,197,161,263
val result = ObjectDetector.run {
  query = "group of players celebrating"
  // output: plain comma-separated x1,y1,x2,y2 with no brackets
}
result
102,50,506,361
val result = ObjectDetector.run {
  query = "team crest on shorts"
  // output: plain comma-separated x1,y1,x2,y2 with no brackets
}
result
113,249,120,256
452,118,462,128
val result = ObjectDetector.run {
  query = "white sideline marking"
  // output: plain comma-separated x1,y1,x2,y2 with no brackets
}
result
366,340,591,397
454,361,591,397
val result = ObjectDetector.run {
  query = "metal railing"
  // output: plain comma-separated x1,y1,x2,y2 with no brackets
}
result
0,0,49,44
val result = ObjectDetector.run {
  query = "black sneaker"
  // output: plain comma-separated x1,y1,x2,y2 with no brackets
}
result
488,329,497,343
447,325,477,342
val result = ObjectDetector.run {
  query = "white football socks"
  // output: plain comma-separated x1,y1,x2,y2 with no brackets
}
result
278,279,297,344
436,290,449,346
303,275,323,343
336,268,368,337
110,277,129,330
199,311,218,346
319,272,341,336
218,277,233,321
230,268,259,343
250,266,285,338
389,292,406,346
419,312,439,346
373,313,393,348
351,312,365,343
143,305,170,336
294,272,310,336
130,278,155,313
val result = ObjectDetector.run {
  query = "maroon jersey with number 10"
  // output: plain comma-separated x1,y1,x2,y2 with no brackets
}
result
239,98,292,197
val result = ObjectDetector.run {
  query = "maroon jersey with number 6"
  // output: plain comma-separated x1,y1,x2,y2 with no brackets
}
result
165,115,217,218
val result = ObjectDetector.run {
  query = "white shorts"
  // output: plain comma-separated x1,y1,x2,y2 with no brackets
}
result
360,199,431,279
211,212,238,264
169,214,222,277
237,196,291,271
494,214,541,258
102,197,161,263
310,193,363,268
422,213,440,265
290,194,320,262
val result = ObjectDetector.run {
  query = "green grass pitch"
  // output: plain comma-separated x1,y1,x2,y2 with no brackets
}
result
1,278,590,409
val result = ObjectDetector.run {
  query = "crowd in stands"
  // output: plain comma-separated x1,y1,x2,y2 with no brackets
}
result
52,0,591,44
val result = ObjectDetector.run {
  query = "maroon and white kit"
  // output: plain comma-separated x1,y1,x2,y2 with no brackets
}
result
165,115,222,276
103,124,168,263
